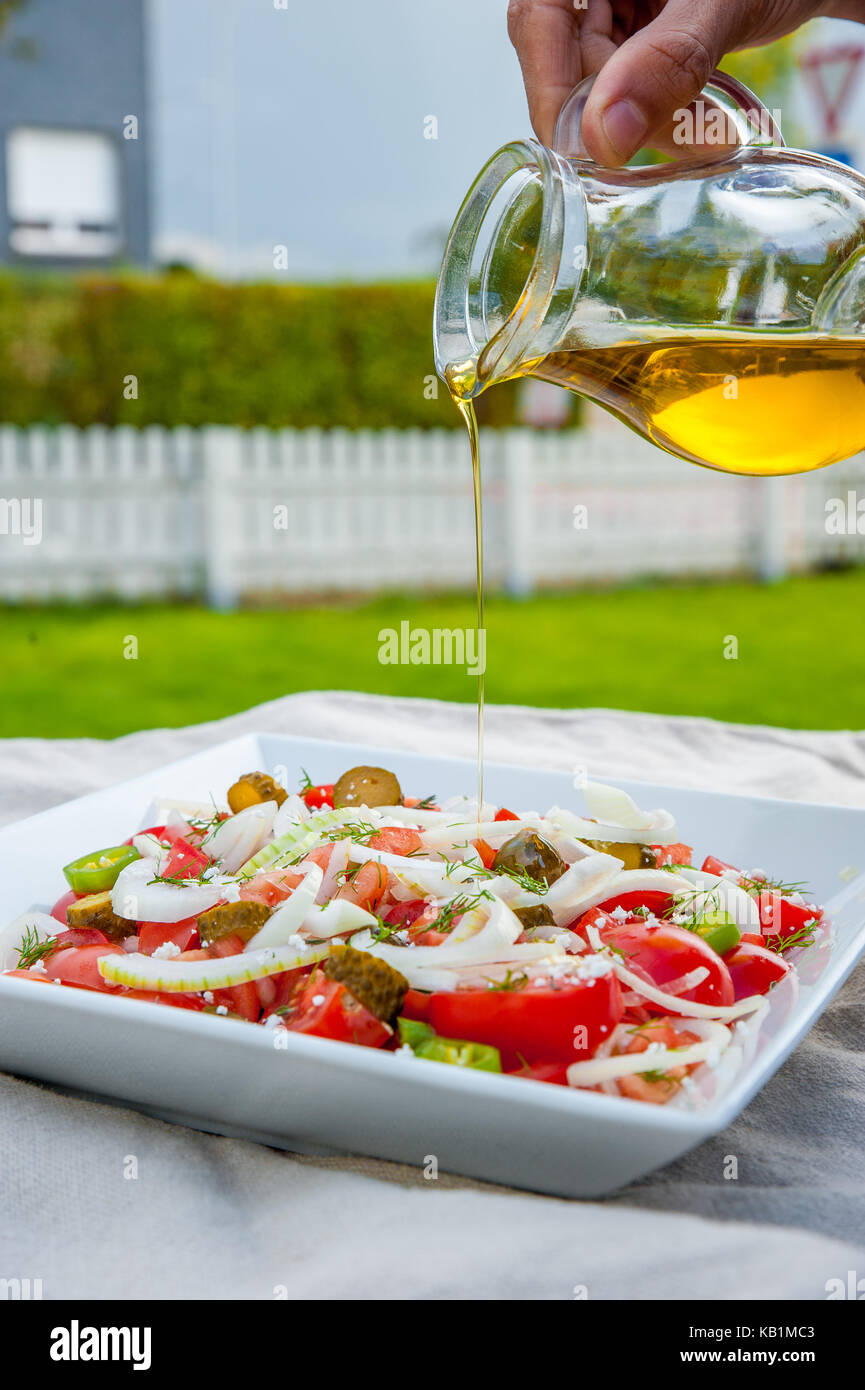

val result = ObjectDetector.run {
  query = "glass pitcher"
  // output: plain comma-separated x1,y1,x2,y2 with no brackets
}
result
433,72,865,476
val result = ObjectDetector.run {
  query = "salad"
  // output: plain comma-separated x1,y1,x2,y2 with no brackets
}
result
0,764,829,1107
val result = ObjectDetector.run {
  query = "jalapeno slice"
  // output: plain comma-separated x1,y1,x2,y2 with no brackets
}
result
397,1017,501,1072
62,844,141,895
694,909,742,957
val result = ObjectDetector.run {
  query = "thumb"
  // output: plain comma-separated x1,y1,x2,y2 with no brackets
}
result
580,0,749,166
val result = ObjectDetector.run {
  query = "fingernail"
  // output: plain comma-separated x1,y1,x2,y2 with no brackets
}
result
601,99,648,161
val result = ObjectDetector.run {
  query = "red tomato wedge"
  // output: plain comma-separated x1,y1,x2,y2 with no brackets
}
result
207,934,261,1022
428,972,623,1068
599,919,735,1009
50,888,84,925
44,943,121,992
302,784,334,809
494,808,520,822
138,918,200,956
161,836,212,880
337,860,388,912
401,988,433,1023
51,928,113,949
239,869,304,906
505,1060,570,1085
472,838,497,869
701,854,739,877
595,889,672,919
366,827,423,856
651,842,692,867
616,1020,701,1104
757,891,822,941
725,942,791,1000
284,974,390,1048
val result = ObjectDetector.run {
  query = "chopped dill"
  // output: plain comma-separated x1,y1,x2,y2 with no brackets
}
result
16,925,58,970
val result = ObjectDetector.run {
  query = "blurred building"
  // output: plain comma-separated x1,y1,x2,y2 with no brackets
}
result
0,0,150,266
1,2,865,282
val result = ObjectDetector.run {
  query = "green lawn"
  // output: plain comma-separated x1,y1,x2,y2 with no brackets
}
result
2,570,864,738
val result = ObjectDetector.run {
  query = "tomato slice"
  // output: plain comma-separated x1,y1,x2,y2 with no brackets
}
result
239,869,304,906
701,854,739,877
651,842,692,867
161,836,212,880
600,919,735,1009
284,975,391,1048
207,934,261,1021
336,861,388,912
367,827,423,856
758,891,822,941
383,900,428,928
51,928,113,949
616,1019,702,1103
138,918,200,956
494,808,520,822
505,1060,570,1085
472,838,496,869
428,972,623,1068
401,988,433,1023
50,888,85,925
725,942,791,999
44,943,121,992
595,889,672,918
302,784,334,809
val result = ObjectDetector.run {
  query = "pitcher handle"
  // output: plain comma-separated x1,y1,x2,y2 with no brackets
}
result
552,69,786,160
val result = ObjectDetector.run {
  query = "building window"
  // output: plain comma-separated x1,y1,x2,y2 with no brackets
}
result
6,126,121,258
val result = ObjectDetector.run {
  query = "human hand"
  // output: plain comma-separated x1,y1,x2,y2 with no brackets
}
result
507,0,864,164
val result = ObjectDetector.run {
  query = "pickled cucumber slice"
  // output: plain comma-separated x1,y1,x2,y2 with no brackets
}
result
98,940,330,992
581,839,657,871
197,900,272,945
66,891,135,942
323,942,408,1024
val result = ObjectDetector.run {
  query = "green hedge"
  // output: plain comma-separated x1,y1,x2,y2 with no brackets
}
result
0,271,560,430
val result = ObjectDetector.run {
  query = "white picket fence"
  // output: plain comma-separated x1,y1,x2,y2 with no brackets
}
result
0,424,863,604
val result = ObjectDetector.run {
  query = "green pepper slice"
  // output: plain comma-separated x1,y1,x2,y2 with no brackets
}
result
694,909,742,957
63,843,141,895
397,1017,435,1048
397,1017,501,1072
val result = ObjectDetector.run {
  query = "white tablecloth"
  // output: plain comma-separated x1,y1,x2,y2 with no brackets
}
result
2,692,864,1299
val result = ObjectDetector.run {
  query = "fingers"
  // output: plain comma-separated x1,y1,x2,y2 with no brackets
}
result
507,0,583,145
580,0,752,165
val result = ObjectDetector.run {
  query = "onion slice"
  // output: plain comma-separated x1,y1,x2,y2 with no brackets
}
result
585,922,766,1021
566,1021,731,1087
245,863,323,949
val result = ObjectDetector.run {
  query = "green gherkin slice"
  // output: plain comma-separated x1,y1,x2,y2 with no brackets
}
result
197,900,272,945
324,943,409,1025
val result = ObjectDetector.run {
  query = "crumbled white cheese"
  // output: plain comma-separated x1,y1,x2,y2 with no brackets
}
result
202,990,214,1004
151,941,181,960
311,994,325,1006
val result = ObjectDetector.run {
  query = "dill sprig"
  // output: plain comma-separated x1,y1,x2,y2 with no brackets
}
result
16,925,57,970
738,873,809,899
414,794,437,810
320,820,380,846
765,921,820,955
429,889,493,935
148,860,218,888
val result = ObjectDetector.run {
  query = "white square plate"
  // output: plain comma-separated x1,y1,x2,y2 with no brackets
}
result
1,732,864,1197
